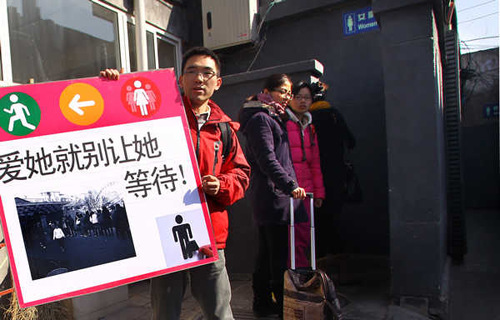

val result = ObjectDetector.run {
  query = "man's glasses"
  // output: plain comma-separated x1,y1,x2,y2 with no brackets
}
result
183,68,218,81
294,95,312,101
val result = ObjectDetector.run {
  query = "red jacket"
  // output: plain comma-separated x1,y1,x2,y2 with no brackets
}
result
183,96,250,249
285,108,325,199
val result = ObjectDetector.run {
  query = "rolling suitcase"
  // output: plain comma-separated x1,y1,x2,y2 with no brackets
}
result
283,193,343,320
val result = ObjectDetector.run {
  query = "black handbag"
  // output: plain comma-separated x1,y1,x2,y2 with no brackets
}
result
343,161,362,203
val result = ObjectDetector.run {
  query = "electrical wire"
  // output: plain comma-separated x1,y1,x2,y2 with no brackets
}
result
459,0,497,12
247,35,267,72
246,0,285,71
461,35,500,42
458,12,498,24
460,40,472,55
460,45,498,52
256,1,279,36
459,43,498,111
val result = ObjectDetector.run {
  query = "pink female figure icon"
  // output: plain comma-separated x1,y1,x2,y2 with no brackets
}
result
145,83,157,111
125,86,137,112
133,80,150,116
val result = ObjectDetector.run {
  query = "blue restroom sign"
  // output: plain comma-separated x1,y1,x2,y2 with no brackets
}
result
343,7,379,36
483,103,498,119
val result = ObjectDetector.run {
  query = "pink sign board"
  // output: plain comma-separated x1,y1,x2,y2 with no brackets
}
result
0,69,217,307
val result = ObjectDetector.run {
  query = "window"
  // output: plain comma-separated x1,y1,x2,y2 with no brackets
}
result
127,23,156,72
127,22,138,72
127,22,179,74
0,46,3,81
7,0,120,83
0,0,10,84
147,31,156,71
4,0,180,84
157,37,177,73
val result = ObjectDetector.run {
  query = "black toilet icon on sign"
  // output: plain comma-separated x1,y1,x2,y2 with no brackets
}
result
172,215,199,259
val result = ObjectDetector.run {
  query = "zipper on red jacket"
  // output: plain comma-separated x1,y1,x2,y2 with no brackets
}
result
195,126,201,161
213,141,221,175
187,108,202,161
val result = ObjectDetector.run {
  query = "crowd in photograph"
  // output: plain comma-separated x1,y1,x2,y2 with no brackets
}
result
21,201,132,254
56,203,131,241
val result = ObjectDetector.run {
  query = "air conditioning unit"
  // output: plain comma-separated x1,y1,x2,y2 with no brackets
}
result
202,0,258,50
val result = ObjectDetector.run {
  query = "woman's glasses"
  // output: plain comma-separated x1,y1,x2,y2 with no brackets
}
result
293,95,312,101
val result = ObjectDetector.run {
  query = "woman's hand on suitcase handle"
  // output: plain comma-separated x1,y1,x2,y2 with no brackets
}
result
291,187,306,200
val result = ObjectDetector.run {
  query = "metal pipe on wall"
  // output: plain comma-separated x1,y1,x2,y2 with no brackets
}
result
135,0,148,71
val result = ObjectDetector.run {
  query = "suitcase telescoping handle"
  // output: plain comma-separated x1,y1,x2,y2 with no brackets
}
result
289,192,316,271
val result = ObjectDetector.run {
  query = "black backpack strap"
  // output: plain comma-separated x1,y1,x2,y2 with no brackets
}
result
218,122,232,162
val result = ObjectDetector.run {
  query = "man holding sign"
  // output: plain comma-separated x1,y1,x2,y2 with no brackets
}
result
101,47,250,319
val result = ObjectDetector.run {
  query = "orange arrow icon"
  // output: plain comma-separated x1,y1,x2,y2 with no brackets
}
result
69,94,96,116
60,83,104,126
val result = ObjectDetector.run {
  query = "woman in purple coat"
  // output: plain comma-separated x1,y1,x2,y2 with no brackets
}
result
239,74,306,317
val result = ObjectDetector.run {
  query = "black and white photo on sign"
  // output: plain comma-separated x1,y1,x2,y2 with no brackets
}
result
15,183,136,281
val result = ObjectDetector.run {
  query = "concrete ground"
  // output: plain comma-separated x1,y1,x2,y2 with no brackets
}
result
85,208,500,319
449,209,500,320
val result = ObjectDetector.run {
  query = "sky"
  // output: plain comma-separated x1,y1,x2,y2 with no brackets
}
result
456,0,499,53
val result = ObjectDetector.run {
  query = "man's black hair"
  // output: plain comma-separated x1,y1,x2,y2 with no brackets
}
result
181,46,221,74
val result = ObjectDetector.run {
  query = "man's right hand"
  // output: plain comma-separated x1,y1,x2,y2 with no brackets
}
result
99,68,123,80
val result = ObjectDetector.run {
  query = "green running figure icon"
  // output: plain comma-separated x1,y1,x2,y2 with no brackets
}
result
0,92,41,136
4,94,36,132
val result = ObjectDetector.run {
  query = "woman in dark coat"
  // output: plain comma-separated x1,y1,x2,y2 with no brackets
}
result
239,74,306,317
310,82,356,257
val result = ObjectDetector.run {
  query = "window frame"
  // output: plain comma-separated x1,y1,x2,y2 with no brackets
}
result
0,0,13,85
155,31,182,76
127,15,182,75
0,0,181,85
